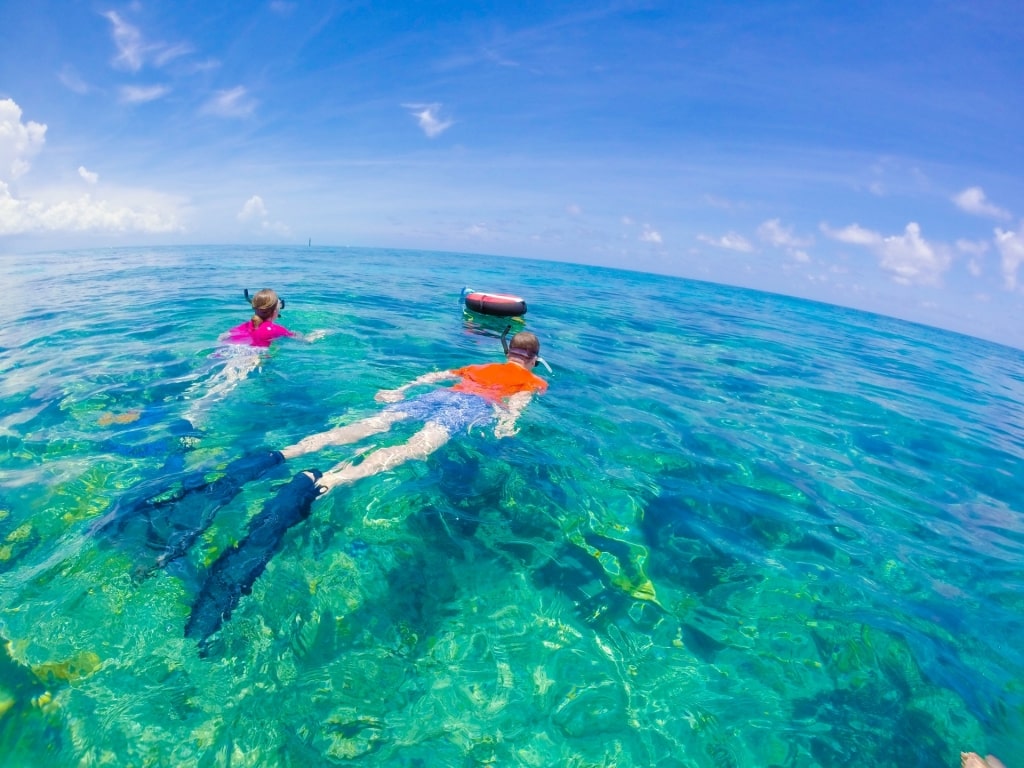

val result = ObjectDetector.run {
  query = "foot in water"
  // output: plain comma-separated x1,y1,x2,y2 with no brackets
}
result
962,753,1006,768
185,469,325,653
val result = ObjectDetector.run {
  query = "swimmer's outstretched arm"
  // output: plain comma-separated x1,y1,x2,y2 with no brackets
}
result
494,392,533,438
375,370,457,403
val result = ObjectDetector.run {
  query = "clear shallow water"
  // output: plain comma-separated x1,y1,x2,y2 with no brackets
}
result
0,245,1022,766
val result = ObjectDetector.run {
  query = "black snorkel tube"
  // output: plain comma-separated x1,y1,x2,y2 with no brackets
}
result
501,324,511,355
244,289,285,311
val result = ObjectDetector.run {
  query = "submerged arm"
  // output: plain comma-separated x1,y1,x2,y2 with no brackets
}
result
295,329,327,343
494,391,533,438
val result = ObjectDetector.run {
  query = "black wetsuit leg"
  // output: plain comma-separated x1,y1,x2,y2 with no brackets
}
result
185,470,323,650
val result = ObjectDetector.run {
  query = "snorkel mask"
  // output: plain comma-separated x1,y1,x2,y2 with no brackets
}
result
244,288,285,313
502,325,552,373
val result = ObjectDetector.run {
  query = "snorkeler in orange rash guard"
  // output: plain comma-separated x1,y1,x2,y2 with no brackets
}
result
279,330,548,493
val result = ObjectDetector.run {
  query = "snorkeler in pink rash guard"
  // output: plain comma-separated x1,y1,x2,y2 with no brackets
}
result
225,288,295,348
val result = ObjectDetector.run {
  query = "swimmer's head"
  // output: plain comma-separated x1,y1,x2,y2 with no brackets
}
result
250,289,283,320
507,331,540,365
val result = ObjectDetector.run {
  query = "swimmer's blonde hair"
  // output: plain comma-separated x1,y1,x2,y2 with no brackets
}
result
250,289,280,327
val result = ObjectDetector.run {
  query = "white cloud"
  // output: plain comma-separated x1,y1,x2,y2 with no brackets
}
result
203,86,256,118
621,215,634,226
238,195,268,221
820,222,879,246
757,218,813,249
697,232,754,252
0,98,181,236
566,203,582,216
0,181,181,234
877,223,950,285
995,225,1024,291
640,225,662,244
0,99,47,182
120,85,170,104
404,103,454,138
822,221,950,286
953,186,1011,220
237,194,290,236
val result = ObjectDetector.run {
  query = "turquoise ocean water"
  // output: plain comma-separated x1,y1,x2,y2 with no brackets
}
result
0,245,1021,766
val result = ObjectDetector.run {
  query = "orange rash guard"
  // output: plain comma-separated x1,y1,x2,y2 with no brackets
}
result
449,362,548,403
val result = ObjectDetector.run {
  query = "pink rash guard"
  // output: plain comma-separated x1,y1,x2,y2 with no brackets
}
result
225,320,296,348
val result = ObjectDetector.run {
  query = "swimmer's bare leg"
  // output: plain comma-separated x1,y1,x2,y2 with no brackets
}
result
315,421,451,492
279,411,408,460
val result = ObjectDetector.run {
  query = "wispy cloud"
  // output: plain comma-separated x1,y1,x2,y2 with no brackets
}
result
697,232,754,252
0,98,47,181
822,221,950,286
757,218,813,249
703,193,746,211
956,238,988,278
404,103,454,138
956,238,989,256
78,166,99,185
758,218,813,262
58,65,91,94
104,11,146,71
103,10,194,74
153,42,194,67
203,87,257,118
953,186,1011,220
270,1,297,16
119,85,170,104
995,225,1024,291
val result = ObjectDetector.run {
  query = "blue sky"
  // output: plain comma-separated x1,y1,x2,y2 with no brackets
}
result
2,1,1023,347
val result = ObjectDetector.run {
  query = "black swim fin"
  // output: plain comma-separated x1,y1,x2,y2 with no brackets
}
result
185,469,324,652
92,450,284,574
